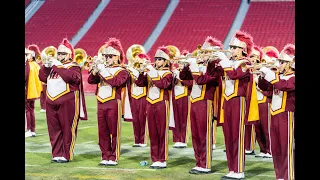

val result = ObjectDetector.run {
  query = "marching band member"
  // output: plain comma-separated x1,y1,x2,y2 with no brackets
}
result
131,46,173,169
243,46,265,156
33,48,47,113
258,44,295,180
170,49,193,148
88,38,130,166
254,48,279,158
180,36,222,174
25,45,43,137
126,45,149,148
202,38,225,151
35,52,47,113
38,38,88,163
214,30,259,179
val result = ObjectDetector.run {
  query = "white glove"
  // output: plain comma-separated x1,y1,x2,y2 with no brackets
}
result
44,61,52,68
259,67,270,75
97,63,106,71
173,69,180,80
92,65,99,73
189,62,199,73
128,67,140,79
98,64,111,78
219,59,232,68
213,51,229,61
51,59,62,67
146,64,154,71
147,65,158,78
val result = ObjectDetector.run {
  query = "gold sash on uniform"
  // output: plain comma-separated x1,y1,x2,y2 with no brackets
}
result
27,61,42,99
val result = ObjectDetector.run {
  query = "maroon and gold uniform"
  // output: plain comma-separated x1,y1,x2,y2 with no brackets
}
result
181,36,224,174
254,48,280,158
127,53,150,147
216,31,259,179
134,47,173,169
25,45,43,137
171,68,193,147
258,43,295,180
88,64,129,163
39,39,87,162
129,72,148,146
88,38,130,166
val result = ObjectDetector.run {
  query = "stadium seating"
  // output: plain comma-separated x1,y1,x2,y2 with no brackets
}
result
25,0,100,50
240,1,295,50
148,0,241,58
25,0,31,8
75,0,170,64
75,0,169,93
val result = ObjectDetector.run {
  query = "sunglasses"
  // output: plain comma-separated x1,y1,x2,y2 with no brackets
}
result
229,45,242,50
57,52,68,56
154,57,165,61
103,54,116,59
278,60,287,64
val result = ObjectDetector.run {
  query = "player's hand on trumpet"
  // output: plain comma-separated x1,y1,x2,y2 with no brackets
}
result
212,51,229,61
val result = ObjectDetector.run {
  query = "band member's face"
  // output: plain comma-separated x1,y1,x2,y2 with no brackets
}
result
104,54,119,65
57,52,70,62
229,45,243,59
279,60,288,72
249,54,259,63
154,57,165,68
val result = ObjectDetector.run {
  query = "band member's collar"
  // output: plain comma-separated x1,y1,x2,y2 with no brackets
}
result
62,60,72,65
284,72,294,76
160,67,169,71
112,64,121,68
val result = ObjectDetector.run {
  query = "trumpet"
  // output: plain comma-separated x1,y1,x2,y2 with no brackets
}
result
125,60,154,72
86,55,109,72
247,63,279,74
41,46,58,64
83,55,95,70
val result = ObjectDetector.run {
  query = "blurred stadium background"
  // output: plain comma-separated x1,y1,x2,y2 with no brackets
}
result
25,0,294,179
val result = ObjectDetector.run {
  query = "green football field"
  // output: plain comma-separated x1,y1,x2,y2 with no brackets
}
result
25,95,275,180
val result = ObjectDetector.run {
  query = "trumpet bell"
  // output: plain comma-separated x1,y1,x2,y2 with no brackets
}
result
166,45,180,59
74,48,87,66
41,46,58,63
126,44,146,65
191,44,202,57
